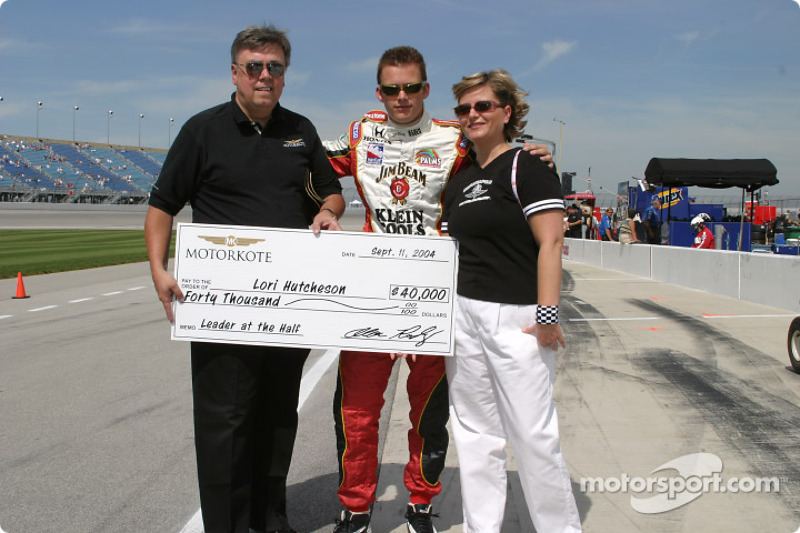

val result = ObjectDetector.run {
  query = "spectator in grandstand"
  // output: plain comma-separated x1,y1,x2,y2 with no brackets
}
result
144,24,344,533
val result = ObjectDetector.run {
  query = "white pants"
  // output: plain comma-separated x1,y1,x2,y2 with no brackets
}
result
446,296,582,533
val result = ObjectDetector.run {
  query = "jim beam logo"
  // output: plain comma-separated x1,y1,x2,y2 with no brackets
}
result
391,177,410,205
200,235,265,247
377,161,427,186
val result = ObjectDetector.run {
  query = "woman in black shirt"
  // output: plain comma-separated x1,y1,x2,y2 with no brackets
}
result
441,69,581,533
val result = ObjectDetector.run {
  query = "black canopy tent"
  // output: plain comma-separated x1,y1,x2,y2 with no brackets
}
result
644,158,779,249
645,158,778,191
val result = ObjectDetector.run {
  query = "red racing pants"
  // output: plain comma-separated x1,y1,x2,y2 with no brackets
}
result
333,350,449,512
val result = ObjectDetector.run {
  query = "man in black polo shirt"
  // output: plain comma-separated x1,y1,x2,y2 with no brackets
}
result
565,203,582,239
144,24,344,533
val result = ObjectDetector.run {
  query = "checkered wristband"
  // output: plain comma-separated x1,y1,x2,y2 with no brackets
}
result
536,305,559,324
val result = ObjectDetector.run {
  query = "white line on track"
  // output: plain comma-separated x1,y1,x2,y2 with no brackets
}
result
702,313,796,319
572,278,657,282
3,285,145,319
569,316,660,322
178,348,341,533
28,305,58,312
569,314,796,323
298,348,340,408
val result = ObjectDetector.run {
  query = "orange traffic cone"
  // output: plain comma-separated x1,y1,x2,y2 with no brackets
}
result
12,272,30,299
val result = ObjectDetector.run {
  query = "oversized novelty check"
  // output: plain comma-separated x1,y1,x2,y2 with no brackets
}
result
171,223,458,355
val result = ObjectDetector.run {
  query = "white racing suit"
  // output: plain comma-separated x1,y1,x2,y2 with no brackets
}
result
324,110,470,511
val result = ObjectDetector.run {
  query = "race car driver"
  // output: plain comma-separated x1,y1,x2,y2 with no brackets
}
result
324,46,552,533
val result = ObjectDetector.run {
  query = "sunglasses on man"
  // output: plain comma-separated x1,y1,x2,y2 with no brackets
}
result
379,81,425,96
237,61,286,78
453,100,505,117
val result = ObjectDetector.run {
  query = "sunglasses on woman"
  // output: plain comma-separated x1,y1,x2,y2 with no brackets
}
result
237,61,286,78
379,81,425,96
454,100,505,117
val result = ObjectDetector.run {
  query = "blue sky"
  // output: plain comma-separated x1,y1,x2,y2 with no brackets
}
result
1,0,798,198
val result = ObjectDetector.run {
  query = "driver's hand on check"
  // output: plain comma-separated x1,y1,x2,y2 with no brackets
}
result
390,352,417,362
312,209,342,234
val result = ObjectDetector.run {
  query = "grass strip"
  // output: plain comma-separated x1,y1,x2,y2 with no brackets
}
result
0,229,174,279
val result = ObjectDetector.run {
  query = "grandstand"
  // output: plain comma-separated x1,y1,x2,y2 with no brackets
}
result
1,134,368,208
0,135,166,204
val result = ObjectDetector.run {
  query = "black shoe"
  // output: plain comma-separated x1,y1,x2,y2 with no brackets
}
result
404,503,438,533
333,509,372,533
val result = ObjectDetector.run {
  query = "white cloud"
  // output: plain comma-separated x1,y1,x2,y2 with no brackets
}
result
105,18,185,36
677,31,700,46
0,36,46,55
103,18,225,45
533,40,578,71
346,56,380,73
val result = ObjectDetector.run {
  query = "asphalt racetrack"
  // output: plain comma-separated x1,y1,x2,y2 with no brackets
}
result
1,207,799,532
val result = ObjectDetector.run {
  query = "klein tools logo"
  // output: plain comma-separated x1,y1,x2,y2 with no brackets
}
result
199,235,265,247
390,177,410,205
414,148,442,168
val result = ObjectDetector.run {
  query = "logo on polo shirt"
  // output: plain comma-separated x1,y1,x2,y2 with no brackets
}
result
458,180,492,207
283,138,306,148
